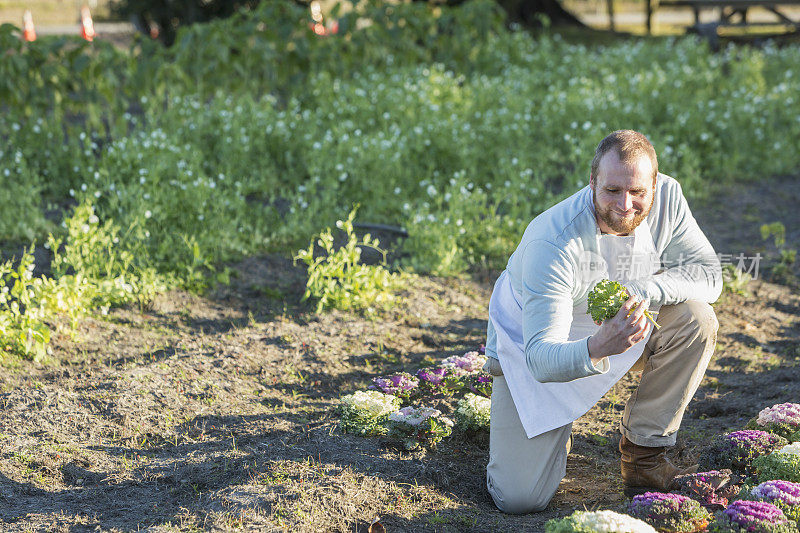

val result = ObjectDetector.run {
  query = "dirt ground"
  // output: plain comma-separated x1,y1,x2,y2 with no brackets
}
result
0,176,798,532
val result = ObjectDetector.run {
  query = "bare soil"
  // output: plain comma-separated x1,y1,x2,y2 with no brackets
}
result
1,177,798,532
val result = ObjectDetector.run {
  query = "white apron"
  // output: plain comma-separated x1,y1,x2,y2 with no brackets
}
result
489,220,661,439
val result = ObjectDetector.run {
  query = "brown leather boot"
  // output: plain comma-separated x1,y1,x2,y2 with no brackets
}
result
619,435,697,497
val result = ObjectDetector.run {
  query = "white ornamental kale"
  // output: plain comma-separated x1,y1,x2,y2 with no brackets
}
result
338,390,401,436
546,510,657,533
386,406,453,450
389,406,452,427
455,393,491,431
341,390,400,418
778,443,800,456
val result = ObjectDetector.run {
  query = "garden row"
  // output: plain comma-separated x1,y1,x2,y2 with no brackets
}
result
2,0,800,359
338,348,492,450
340,357,800,533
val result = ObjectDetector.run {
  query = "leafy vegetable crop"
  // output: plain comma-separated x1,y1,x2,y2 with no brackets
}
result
587,279,660,329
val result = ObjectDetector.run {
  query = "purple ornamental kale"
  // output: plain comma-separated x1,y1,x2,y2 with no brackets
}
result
416,366,462,397
752,480,800,507
370,372,419,400
628,491,711,532
674,470,740,510
749,480,800,523
699,430,788,475
466,372,492,398
478,344,486,355
708,500,796,532
416,367,447,386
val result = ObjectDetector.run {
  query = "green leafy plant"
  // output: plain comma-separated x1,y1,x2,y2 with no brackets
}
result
294,208,405,315
338,390,401,437
587,279,660,329
386,406,453,450
0,248,51,361
48,201,167,309
722,264,752,297
454,393,491,432
4,0,800,294
761,222,796,283
754,447,800,483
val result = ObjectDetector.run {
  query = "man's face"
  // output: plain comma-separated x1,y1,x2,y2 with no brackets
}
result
590,150,655,235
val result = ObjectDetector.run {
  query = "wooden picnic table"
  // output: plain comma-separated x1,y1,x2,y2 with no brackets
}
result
644,0,800,38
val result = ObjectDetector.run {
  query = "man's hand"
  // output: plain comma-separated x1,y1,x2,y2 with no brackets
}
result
588,297,651,365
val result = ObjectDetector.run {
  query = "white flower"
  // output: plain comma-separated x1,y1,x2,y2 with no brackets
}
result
144,210,152,219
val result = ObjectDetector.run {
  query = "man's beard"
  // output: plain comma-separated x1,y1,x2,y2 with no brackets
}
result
593,193,652,235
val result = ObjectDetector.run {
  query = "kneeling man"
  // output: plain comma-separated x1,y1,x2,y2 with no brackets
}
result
484,130,721,514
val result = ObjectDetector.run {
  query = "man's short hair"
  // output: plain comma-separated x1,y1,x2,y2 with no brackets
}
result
590,130,658,184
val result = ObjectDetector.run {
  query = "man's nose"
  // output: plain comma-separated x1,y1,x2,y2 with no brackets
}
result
619,193,633,211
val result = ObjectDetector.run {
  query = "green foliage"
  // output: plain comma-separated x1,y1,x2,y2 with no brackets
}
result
386,410,454,451
0,203,172,361
754,453,800,483
294,209,405,315
722,264,752,297
761,222,796,282
587,279,659,328
0,249,51,361
699,432,787,476
48,201,168,309
2,0,800,359
111,0,260,46
454,393,491,432
337,390,401,437
0,24,130,133
746,419,800,443
761,221,787,248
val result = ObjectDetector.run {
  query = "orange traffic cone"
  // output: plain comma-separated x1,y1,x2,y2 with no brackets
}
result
80,5,95,41
22,10,36,42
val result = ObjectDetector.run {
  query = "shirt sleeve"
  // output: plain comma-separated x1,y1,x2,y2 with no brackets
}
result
519,240,610,383
625,180,722,306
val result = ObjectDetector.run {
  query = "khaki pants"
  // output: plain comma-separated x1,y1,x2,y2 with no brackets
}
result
486,301,718,514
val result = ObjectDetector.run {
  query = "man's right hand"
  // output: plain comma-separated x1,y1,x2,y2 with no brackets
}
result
588,297,651,364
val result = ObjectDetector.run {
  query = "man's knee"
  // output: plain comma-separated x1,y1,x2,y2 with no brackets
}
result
487,473,555,514
668,300,719,339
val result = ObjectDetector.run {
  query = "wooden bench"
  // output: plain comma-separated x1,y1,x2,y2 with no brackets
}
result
645,0,800,41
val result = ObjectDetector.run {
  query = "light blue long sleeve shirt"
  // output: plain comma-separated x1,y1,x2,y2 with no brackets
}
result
486,174,722,383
